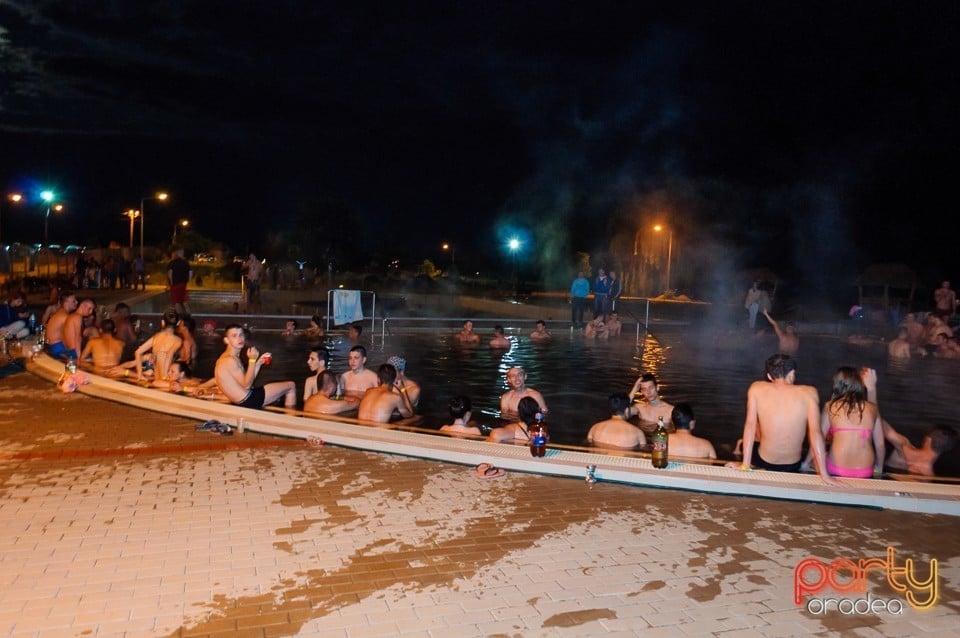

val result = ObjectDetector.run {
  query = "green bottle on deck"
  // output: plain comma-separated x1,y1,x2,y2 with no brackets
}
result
651,416,669,469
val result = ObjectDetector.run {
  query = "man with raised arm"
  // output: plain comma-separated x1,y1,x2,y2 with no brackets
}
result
215,323,296,410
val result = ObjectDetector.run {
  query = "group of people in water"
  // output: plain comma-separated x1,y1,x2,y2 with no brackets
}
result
16,281,957,481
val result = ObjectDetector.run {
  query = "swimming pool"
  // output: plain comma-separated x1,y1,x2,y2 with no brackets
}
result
185,324,960,477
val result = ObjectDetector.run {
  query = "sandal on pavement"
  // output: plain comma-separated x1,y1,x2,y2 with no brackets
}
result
475,463,505,479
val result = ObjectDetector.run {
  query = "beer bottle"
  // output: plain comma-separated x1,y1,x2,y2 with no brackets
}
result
651,416,669,469
530,409,547,457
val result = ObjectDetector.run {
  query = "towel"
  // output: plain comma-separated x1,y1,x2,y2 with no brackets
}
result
333,290,364,326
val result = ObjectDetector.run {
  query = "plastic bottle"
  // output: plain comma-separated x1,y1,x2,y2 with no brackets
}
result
651,416,669,469
28,313,36,334
36,324,46,347
530,409,548,457
66,356,77,374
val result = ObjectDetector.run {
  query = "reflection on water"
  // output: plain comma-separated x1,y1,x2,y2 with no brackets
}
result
189,327,960,477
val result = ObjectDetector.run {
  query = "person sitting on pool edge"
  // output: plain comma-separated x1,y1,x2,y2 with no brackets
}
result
489,396,541,443
587,393,646,449
668,402,716,460
357,363,415,424
214,323,296,410
439,395,482,437
304,370,359,415
500,366,548,417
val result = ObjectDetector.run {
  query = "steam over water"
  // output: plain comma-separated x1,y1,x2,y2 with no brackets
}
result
190,326,960,478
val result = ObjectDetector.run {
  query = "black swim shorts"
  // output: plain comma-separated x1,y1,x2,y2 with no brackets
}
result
236,386,266,409
752,442,801,473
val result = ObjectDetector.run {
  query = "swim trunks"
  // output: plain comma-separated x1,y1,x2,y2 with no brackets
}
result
170,283,189,304
47,342,78,360
826,458,874,479
752,442,801,473
236,386,266,410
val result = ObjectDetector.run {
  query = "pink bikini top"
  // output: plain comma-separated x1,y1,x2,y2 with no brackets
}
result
828,425,871,439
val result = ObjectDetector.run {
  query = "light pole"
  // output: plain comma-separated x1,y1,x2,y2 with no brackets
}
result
653,224,673,292
172,218,189,244
1,192,23,247
508,237,520,288
442,242,455,267
40,191,64,245
139,191,169,258
122,209,140,248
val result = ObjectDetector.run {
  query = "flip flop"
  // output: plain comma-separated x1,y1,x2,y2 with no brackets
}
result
475,463,505,479
215,423,234,436
196,420,219,431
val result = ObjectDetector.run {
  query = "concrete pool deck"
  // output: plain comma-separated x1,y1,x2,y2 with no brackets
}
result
1,365,959,636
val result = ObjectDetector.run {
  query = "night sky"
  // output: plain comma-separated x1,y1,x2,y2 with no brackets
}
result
1,1,958,302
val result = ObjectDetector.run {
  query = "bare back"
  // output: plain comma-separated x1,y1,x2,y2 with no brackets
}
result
358,385,409,423
587,418,646,449
745,380,819,465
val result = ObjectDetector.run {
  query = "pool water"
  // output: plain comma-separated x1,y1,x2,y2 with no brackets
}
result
189,326,960,476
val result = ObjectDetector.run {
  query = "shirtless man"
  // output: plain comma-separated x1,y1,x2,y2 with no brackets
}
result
931,331,960,359
489,396,541,443
303,347,329,402
112,302,138,348
455,320,480,345
340,345,379,398
883,422,958,476
304,370,359,415
357,363,414,423
500,366,548,416
489,325,510,348
762,309,798,356
933,280,956,319
529,320,552,341
902,313,925,349
627,373,674,427
177,316,198,365
606,311,622,337
214,323,296,410
728,354,838,485
44,291,78,358
387,356,420,406
78,319,125,372
587,393,646,449
63,298,95,359
887,327,912,360
134,310,182,381
584,315,608,340
668,403,716,460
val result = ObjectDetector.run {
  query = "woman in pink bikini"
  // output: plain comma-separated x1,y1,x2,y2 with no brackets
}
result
820,367,885,478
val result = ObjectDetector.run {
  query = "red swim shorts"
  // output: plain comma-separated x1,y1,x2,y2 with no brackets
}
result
170,283,189,304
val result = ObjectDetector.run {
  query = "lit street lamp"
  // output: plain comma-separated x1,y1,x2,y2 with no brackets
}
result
122,209,141,248
442,242,455,266
507,237,520,286
140,191,169,258
653,223,673,292
172,218,190,244
1,192,23,247
40,191,64,245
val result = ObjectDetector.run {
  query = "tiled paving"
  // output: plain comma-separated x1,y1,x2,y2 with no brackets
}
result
1,367,959,637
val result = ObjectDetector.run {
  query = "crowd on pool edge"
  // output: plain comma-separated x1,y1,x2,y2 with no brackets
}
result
5,274,960,483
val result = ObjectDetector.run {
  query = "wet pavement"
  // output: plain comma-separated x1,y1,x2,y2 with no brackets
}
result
1,366,959,637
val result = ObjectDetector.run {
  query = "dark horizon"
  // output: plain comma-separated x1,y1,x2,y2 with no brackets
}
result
2,1,959,307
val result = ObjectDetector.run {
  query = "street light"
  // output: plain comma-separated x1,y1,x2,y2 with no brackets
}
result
507,237,520,286
122,209,140,248
653,223,673,292
172,218,189,244
140,191,169,258
40,191,64,245
442,242,455,266
1,192,23,247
